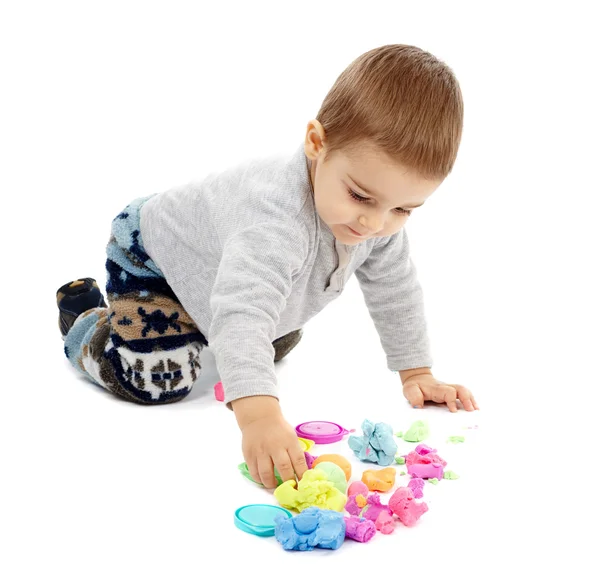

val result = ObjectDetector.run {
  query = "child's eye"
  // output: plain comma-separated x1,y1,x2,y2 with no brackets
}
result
348,188,411,216
347,188,369,203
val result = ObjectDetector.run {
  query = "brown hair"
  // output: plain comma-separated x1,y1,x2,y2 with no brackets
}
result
316,44,463,179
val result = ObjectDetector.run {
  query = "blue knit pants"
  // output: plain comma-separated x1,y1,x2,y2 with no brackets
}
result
64,197,208,404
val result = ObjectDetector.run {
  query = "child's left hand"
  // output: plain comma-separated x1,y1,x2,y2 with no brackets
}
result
402,372,478,413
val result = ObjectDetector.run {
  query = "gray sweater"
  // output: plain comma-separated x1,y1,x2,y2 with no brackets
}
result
140,144,432,404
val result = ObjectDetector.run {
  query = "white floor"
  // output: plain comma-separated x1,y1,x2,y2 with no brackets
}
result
2,2,598,572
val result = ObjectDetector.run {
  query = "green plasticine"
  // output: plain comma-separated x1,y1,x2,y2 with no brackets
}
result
395,431,404,437
444,471,460,480
428,478,439,485
395,456,406,465
399,471,406,476
447,435,465,444
403,420,430,442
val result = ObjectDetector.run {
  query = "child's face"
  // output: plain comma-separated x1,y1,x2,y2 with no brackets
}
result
305,127,442,245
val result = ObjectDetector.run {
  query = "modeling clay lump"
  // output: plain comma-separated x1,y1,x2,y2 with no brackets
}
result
348,419,397,466
361,467,396,492
402,420,430,442
405,444,447,480
314,461,348,494
313,454,352,480
274,507,346,551
388,486,429,527
274,468,347,513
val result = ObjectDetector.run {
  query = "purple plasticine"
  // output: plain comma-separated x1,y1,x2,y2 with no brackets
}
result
344,516,376,543
408,477,425,498
304,451,317,469
361,493,392,523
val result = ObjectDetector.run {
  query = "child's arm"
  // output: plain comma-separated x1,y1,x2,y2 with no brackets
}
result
355,229,478,411
208,219,310,485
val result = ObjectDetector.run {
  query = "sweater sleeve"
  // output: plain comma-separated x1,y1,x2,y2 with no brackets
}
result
354,228,433,372
208,221,309,405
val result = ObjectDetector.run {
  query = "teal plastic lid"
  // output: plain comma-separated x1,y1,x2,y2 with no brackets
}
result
234,504,292,537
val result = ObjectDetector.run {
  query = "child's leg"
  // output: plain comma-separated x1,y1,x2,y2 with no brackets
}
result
60,197,208,405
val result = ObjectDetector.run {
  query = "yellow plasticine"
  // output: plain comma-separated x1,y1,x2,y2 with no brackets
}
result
274,468,347,513
297,437,315,451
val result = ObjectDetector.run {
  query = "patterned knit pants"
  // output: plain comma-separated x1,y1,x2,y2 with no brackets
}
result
63,197,208,404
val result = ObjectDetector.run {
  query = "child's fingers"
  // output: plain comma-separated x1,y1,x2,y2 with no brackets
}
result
455,386,475,411
273,451,296,484
247,458,262,485
403,383,425,408
257,456,278,489
430,385,458,412
288,446,309,480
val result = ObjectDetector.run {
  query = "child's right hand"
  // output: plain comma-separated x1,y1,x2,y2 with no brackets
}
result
232,395,308,489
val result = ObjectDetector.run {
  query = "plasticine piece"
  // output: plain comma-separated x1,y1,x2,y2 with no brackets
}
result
428,478,439,485
238,462,283,487
389,487,429,527
315,462,348,494
304,451,317,469
447,435,465,444
375,511,396,534
346,493,392,523
444,470,460,480
408,464,444,480
408,477,425,498
214,381,224,401
274,507,346,551
313,454,352,480
298,437,315,451
406,446,447,480
415,444,436,455
348,419,398,466
403,420,430,442
395,431,404,438
344,516,376,543
395,456,406,465
274,468,347,513
361,493,392,522
361,467,396,492
347,481,369,498
399,471,407,476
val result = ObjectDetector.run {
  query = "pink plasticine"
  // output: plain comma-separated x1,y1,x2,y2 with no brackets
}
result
344,516,376,543
405,445,447,479
389,486,429,527
214,382,224,402
408,463,444,480
375,511,395,534
347,481,369,498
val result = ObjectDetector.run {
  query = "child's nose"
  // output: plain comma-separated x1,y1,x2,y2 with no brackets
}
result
359,213,385,234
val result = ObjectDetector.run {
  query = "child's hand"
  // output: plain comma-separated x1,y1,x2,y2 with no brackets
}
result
232,395,308,489
402,372,479,413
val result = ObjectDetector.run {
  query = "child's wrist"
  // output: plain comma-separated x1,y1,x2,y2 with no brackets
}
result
232,395,281,428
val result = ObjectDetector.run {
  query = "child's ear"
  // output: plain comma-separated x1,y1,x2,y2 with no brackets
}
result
304,119,326,159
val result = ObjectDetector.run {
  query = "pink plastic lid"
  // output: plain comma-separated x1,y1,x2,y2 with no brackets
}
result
295,421,354,444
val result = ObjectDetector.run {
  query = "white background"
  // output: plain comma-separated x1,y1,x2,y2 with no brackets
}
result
1,1,598,572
